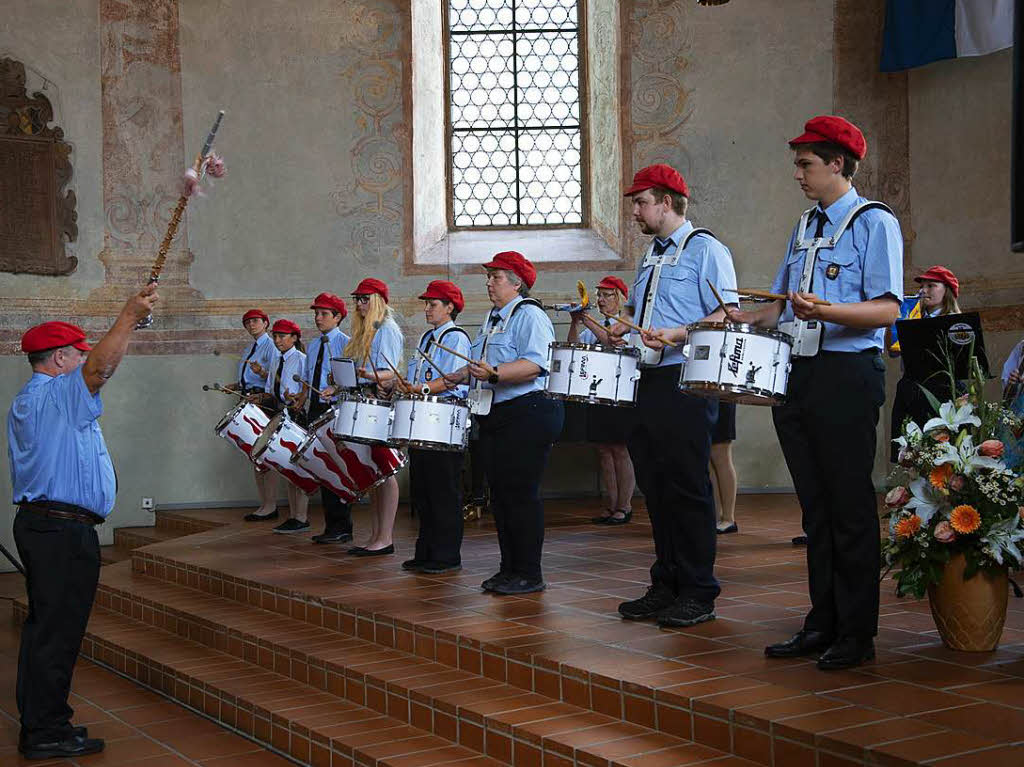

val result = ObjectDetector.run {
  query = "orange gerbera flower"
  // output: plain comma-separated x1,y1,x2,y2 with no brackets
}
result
894,514,922,539
950,505,981,535
929,463,954,490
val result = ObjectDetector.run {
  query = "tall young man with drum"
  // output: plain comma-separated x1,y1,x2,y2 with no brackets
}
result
727,116,903,670
609,164,737,628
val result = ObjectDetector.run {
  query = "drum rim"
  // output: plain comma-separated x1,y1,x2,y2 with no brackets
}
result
333,433,392,447
251,412,288,460
543,390,637,407
678,380,786,405
308,408,337,431
338,393,393,408
686,321,795,344
291,432,321,462
549,340,642,358
392,393,468,408
405,437,466,452
214,400,250,435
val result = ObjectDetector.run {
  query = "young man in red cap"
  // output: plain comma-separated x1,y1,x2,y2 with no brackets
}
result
609,164,737,628
302,293,355,543
230,309,281,522
400,280,472,573
443,252,563,594
727,115,903,669
7,285,158,759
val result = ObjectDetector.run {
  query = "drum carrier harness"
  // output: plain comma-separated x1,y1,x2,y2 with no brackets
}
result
779,200,894,357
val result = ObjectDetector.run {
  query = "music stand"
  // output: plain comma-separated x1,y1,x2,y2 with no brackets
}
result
329,358,358,390
895,312,991,385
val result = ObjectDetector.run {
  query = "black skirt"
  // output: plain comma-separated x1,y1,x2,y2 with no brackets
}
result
711,401,736,444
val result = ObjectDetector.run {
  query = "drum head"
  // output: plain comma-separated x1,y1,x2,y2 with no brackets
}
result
214,402,244,434
251,413,285,457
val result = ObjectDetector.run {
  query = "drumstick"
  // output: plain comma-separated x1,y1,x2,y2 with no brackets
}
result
732,288,831,306
292,374,331,398
599,312,679,348
416,348,448,381
706,279,729,315
429,338,483,366
379,351,414,394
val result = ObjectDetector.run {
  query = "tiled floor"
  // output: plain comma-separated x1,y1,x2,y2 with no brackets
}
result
0,576,294,766
6,494,1024,766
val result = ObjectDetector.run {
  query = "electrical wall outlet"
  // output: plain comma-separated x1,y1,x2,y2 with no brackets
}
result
141,497,155,510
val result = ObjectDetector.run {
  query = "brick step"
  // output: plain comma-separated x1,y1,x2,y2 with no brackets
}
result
95,566,748,767
100,543,134,565
154,508,232,535
114,525,186,549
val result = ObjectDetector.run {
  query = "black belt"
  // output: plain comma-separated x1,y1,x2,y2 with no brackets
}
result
490,390,545,410
793,348,881,362
18,501,104,526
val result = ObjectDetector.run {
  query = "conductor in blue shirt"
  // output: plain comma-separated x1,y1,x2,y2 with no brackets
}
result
727,116,903,670
7,285,159,760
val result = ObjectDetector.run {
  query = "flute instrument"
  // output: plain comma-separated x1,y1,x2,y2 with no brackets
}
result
600,312,679,348
137,110,225,329
731,288,831,306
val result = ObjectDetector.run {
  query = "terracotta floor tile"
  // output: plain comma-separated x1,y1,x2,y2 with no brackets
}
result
920,701,1024,742
924,744,1024,766
827,680,979,716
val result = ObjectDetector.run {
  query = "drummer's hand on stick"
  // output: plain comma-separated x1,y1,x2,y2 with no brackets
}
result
606,323,630,347
724,305,756,324
249,360,265,377
640,327,681,350
468,360,497,381
441,368,467,390
790,291,824,321
321,385,337,398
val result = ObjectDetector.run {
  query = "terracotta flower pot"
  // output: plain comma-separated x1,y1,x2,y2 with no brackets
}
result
927,553,1009,651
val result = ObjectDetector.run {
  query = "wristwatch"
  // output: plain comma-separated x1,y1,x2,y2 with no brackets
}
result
487,367,500,385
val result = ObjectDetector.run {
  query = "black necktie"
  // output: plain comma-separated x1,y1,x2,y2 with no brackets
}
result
652,237,672,256
273,355,284,402
812,210,826,238
311,335,327,403
488,312,501,329
240,341,257,390
603,317,612,328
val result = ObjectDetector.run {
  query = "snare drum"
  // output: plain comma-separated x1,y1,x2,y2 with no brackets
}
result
679,322,793,406
545,342,641,406
306,408,408,497
251,413,322,494
332,394,393,445
292,418,359,503
215,402,271,466
389,394,470,451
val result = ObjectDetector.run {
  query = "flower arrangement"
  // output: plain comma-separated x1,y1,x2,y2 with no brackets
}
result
884,357,1024,599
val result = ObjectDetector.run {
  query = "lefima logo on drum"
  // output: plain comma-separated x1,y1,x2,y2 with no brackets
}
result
726,337,746,375
578,354,589,379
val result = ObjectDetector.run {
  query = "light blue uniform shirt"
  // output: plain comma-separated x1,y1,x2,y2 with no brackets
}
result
771,187,904,352
264,346,306,403
238,332,277,392
1003,340,1024,389
305,326,351,400
576,317,613,346
8,368,116,518
407,320,471,399
470,296,555,403
358,318,404,381
625,220,738,367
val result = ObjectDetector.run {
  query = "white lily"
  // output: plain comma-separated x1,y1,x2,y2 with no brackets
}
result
903,477,944,525
893,421,924,454
922,401,980,434
932,434,1003,475
980,516,1024,567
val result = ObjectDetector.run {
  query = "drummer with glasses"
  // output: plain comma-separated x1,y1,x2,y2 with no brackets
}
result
394,280,471,574
567,276,637,525
607,164,737,629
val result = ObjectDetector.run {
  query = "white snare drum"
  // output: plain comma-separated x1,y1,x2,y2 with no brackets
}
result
306,408,408,497
332,394,393,445
545,342,642,406
215,402,271,467
679,322,793,406
292,416,359,503
251,413,322,494
389,394,470,451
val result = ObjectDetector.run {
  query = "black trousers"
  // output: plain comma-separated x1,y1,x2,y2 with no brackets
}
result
308,400,352,535
410,449,465,565
14,510,101,745
628,365,720,603
772,351,886,639
476,392,564,581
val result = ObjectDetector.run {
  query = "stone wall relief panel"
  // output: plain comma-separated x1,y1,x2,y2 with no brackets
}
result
0,57,78,276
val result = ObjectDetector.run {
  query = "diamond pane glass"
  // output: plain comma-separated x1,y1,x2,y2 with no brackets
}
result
447,0,584,227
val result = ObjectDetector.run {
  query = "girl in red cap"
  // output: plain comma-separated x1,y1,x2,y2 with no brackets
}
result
260,320,311,534
888,265,962,461
344,278,404,556
568,276,636,525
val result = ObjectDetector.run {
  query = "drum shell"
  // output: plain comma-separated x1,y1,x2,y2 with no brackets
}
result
332,394,393,444
545,342,641,406
292,414,359,503
215,402,271,467
251,414,321,494
679,322,793,406
311,408,408,497
389,394,470,451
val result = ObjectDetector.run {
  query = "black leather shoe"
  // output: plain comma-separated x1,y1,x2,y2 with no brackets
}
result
402,558,425,571
491,575,546,595
19,727,88,751
618,586,675,620
817,637,875,670
764,630,834,658
20,735,105,760
312,531,353,544
243,510,279,522
481,571,510,591
657,597,716,627
419,562,462,574
791,535,808,545
353,544,394,557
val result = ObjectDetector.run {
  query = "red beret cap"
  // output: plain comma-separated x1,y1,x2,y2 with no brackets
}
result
310,292,348,318
623,164,689,198
596,275,629,298
914,265,959,298
789,115,867,160
241,309,269,325
21,321,92,354
352,278,389,303
271,319,302,337
482,251,537,289
418,280,466,313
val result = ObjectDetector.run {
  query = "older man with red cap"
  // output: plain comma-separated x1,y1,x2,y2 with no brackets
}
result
400,280,472,573
608,163,738,629
727,115,904,670
444,252,563,594
7,285,158,760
